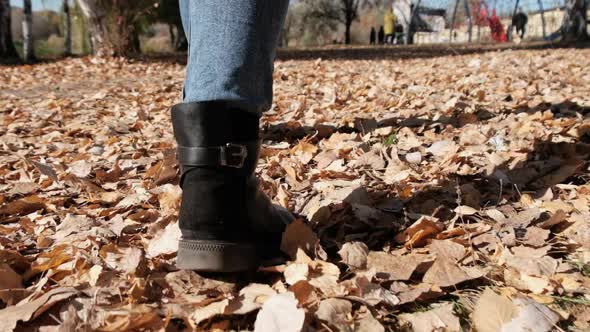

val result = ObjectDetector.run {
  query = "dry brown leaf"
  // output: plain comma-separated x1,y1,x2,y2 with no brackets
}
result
367,252,433,281
315,298,353,332
454,205,478,216
395,216,443,248
422,258,486,287
0,263,22,290
290,139,318,164
225,283,276,315
428,239,466,261
338,241,369,270
290,280,318,306
399,303,460,332
191,299,229,327
0,287,77,331
472,288,517,332
502,296,561,331
146,221,181,258
521,226,550,247
101,244,146,276
284,263,309,285
67,160,92,178
0,195,45,217
254,292,305,332
355,310,384,332
281,219,319,260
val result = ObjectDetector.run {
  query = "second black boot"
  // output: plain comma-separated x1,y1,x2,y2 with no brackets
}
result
172,101,294,272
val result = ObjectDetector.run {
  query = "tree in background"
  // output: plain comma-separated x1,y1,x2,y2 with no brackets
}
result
305,0,361,44
0,0,19,62
153,0,186,51
22,0,35,62
559,0,588,41
303,0,385,45
76,0,156,56
63,0,72,56
297,2,340,46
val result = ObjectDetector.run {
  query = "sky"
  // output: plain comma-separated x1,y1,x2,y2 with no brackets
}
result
11,0,64,12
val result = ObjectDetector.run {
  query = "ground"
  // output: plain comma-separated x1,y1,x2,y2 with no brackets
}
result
0,46,590,331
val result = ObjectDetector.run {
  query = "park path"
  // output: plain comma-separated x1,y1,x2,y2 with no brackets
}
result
0,48,589,331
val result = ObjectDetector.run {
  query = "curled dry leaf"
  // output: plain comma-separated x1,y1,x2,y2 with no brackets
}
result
394,216,444,248
315,298,353,332
290,139,318,165
191,299,229,327
225,283,276,315
281,219,319,260
290,280,318,307
454,205,478,216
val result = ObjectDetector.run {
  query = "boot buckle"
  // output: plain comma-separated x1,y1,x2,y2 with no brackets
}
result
220,143,248,168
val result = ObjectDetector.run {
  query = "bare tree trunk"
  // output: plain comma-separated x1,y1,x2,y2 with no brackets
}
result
537,0,547,38
344,19,352,44
168,24,176,49
559,0,589,41
63,0,72,56
76,0,113,57
463,0,472,43
449,0,459,43
0,0,19,61
23,0,35,62
407,0,422,44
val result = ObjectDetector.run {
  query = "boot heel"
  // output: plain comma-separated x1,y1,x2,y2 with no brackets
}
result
177,239,260,272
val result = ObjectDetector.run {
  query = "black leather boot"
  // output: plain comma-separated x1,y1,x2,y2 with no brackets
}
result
172,101,293,272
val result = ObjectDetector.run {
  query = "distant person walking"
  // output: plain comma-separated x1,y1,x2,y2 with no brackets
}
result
512,8,528,39
394,24,404,44
384,8,396,44
370,27,376,44
378,26,385,44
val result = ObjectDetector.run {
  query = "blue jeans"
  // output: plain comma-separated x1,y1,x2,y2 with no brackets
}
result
179,0,288,114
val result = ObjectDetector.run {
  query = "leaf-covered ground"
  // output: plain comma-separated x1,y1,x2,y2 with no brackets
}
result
1,47,590,331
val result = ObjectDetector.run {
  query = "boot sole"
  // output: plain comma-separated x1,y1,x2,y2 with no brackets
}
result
177,239,260,272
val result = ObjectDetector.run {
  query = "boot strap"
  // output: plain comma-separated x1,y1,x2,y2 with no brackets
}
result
177,141,258,169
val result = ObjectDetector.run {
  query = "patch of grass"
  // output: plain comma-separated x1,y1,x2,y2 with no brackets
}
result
565,258,590,278
553,295,590,307
14,38,64,60
384,133,398,146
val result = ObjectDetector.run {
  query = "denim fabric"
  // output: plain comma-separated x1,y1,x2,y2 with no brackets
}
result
179,0,288,114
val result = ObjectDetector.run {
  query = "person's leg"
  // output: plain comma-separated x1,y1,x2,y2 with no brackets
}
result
174,0,292,272
181,0,288,114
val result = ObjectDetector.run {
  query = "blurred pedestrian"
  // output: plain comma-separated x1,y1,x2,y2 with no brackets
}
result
384,8,396,44
394,24,404,44
370,27,376,44
512,8,528,39
378,25,385,44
